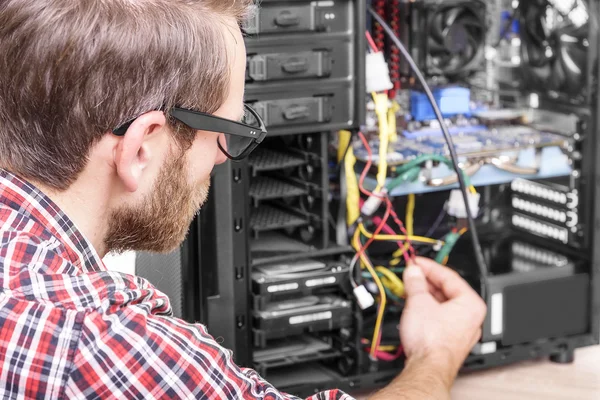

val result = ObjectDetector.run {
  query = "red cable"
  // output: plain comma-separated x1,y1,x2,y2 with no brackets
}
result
361,199,412,263
371,214,404,247
363,337,404,361
355,131,394,357
355,201,391,262
371,213,411,264
386,201,416,260
365,31,378,53
365,345,404,361
358,131,415,260
357,132,383,199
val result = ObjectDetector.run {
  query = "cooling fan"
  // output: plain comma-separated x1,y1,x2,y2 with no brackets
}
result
417,0,487,77
519,0,594,98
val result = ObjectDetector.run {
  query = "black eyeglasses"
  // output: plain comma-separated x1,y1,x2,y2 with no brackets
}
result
113,103,267,161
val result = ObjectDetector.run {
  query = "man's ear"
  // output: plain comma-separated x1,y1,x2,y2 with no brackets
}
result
113,111,167,192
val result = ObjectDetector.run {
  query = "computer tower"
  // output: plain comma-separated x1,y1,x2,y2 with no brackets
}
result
137,0,600,396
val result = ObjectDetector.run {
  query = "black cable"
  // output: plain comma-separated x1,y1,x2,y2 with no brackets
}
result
424,208,446,238
367,6,488,300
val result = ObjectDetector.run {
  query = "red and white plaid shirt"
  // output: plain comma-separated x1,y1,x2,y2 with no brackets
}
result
0,169,353,399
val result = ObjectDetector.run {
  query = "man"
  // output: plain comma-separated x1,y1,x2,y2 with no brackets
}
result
0,1,486,399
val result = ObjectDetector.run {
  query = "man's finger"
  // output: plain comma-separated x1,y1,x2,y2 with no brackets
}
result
427,281,447,302
414,257,477,300
431,288,446,303
402,264,429,298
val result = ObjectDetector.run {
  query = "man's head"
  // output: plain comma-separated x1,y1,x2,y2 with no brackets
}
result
0,0,252,254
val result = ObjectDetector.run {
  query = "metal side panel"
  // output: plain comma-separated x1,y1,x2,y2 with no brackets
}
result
201,160,252,367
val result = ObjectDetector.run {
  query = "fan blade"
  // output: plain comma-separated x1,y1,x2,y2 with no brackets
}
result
440,52,464,73
464,35,478,58
559,36,587,66
428,37,451,54
429,12,446,44
443,7,463,30
558,22,589,41
442,39,477,74
550,55,567,91
460,16,485,32
521,23,551,69
522,5,551,45
434,53,451,70
461,18,485,50
527,64,554,89
558,43,586,90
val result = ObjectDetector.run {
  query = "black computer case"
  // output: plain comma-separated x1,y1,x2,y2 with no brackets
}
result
137,0,600,396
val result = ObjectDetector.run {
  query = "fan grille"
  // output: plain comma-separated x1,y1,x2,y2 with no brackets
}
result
519,0,593,99
422,1,487,77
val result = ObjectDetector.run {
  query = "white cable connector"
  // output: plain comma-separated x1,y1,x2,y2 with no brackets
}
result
353,285,375,310
361,188,387,216
366,52,394,93
446,189,480,219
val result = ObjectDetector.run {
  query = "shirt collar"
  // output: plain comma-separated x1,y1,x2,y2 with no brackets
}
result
0,169,106,273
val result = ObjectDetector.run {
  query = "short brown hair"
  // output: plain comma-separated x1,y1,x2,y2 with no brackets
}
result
0,0,251,190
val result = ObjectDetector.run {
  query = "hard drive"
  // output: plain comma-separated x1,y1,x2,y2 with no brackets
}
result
252,259,349,298
253,295,353,347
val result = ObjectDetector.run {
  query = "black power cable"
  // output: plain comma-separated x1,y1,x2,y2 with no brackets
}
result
367,6,488,299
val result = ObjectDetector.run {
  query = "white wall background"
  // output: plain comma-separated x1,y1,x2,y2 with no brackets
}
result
103,251,136,275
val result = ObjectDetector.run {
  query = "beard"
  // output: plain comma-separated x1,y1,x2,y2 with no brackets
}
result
104,150,210,254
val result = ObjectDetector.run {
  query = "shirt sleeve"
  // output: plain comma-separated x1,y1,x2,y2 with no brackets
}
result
64,304,355,400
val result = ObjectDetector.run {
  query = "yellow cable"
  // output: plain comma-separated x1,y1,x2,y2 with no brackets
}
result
372,92,390,192
338,130,351,163
469,185,477,194
390,194,416,260
377,345,398,352
362,340,397,352
358,223,443,245
391,243,411,260
340,130,360,226
406,194,415,237
376,266,405,297
352,229,386,360
388,101,401,143
389,257,402,266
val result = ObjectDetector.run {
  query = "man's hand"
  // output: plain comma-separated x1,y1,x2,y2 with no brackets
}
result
369,257,486,400
399,257,487,388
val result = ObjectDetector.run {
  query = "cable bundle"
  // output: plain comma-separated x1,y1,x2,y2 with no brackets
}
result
347,14,491,361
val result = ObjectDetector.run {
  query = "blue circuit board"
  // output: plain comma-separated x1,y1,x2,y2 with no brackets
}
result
354,123,572,196
354,124,568,166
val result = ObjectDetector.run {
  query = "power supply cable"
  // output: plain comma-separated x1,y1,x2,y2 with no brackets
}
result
424,208,447,238
367,6,488,300
365,30,379,53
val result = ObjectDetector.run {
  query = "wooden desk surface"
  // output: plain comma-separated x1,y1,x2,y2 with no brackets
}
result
451,345,600,400
354,345,600,399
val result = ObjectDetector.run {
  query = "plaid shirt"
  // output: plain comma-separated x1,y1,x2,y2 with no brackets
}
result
0,170,353,400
